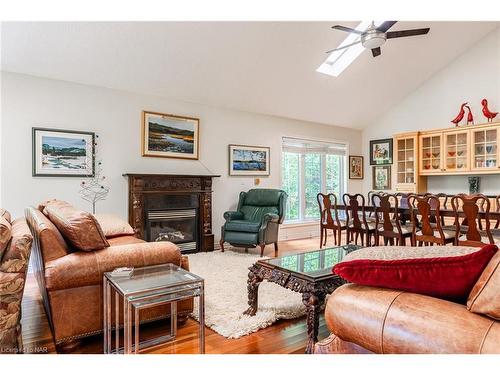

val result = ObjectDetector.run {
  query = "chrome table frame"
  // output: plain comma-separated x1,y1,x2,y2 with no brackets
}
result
103,266,205,354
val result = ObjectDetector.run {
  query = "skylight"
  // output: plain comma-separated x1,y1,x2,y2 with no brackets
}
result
317,20,384,77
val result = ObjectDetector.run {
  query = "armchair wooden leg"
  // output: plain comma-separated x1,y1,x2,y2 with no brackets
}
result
219,239,225,252
274,242,278,257
260,244,266,257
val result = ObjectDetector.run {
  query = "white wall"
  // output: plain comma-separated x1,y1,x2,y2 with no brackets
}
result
362,27,500,194
0,72,363,241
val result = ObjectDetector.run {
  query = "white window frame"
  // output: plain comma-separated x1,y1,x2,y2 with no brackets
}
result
281,136,348,224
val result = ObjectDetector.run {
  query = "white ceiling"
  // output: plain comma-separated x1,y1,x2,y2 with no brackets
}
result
1,21,498,129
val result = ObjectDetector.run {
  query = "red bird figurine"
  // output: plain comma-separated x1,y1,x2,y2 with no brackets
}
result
481,98,498,123
465,105,474,125
451,102,467,126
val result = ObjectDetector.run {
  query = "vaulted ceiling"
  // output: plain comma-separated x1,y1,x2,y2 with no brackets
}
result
1,21,498,128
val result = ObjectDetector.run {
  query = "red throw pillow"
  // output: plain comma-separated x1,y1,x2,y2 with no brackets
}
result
333,244,498,301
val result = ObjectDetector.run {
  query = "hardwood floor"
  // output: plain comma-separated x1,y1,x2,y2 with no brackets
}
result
20,236,339,354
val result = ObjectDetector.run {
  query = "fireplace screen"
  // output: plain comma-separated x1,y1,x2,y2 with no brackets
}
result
147,208,198,252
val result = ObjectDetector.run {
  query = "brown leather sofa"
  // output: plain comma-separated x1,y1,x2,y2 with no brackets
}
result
315,258,500,354
25,205,193,352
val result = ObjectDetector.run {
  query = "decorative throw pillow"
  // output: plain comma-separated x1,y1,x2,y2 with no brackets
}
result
467,250,500,320
43,201,109,251
333,245,498,301
93,214,135,238
0,216,12,260
0,208,11,223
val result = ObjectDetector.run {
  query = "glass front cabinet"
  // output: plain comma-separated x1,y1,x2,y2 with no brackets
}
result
419,133,443,174
394,132,426,193
470,127,499,171
415,123,500,177
444,130,469,172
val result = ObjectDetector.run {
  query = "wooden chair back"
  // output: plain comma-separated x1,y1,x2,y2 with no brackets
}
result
343,193,368,231
372,193,403,242
317,193,342,228
408,194,451,245
451,194,493,247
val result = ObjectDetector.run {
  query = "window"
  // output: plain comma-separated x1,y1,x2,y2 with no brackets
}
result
281,137,347,223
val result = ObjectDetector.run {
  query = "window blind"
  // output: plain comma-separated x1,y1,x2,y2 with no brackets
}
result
282,137,347,156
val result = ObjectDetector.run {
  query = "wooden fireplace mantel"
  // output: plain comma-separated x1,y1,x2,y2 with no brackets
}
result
124,173,220,252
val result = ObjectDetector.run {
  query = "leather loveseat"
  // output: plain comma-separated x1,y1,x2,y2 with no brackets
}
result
25,203,192,352
315,250,500,354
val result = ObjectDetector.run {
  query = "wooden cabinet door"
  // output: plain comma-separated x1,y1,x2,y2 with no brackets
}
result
443,130,470,172
419,134,443,174
470,127,499,172
395,136,417,191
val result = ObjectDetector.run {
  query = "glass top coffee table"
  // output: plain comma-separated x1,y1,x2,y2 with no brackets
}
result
103,264,205,354
243,244,361,354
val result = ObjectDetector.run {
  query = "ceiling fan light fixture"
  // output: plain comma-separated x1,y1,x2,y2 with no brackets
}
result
361,31,386,49
317,20,385,77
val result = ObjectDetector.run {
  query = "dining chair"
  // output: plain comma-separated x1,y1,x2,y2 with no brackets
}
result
424,192,449,227
451,194,495,247
343,193,376,246
367,191,386,220
408,194,455,246
372,193,412,246
317,193,346,248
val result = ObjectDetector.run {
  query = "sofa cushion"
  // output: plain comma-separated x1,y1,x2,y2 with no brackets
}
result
27,208,70,262
224,220,261,233
333,245,497,301
325,283,500,354
44,240,181,290
467,250,500,320
43,201,109,251
94,213,135,238
0,216,12,261
107,235,145,246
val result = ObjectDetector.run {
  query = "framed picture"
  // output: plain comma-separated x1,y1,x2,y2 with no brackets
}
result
349,155,364,179
369,138,393,165
228,144,270,176
372,165,391,190
142,110,199,159
32,128,95,177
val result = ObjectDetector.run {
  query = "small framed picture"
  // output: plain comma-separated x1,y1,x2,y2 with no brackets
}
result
142,110,199,159
370,138,393,165
349,155,364,179
228,144,270,176
372,165,391,190
32,128,95,177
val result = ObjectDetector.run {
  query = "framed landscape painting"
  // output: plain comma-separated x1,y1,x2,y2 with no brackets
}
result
142,111,199,159
369,138,393,165
32,128,95,177
372,165,391,190
349,155,364,179
228,144,270,176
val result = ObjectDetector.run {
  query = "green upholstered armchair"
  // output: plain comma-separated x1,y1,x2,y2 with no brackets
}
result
220,188,288,257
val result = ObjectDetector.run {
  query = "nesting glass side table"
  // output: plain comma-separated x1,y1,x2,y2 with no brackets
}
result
103,263,205,354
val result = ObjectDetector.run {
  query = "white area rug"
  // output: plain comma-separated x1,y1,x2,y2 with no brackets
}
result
188,251,306,339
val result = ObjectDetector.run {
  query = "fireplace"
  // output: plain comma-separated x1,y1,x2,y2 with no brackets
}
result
145,194,199,252
124,174,219,253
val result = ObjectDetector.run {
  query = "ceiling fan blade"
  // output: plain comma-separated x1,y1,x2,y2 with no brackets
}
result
325,40,362,54
377,21,397,33
371,47,381,57
386,28,430,39
331,25,363,34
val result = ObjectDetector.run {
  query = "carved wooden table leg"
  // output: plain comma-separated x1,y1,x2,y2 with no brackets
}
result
243,265,263,316
302,290,326,354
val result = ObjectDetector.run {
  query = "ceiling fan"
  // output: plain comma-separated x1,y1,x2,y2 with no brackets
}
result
326,21,430,57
